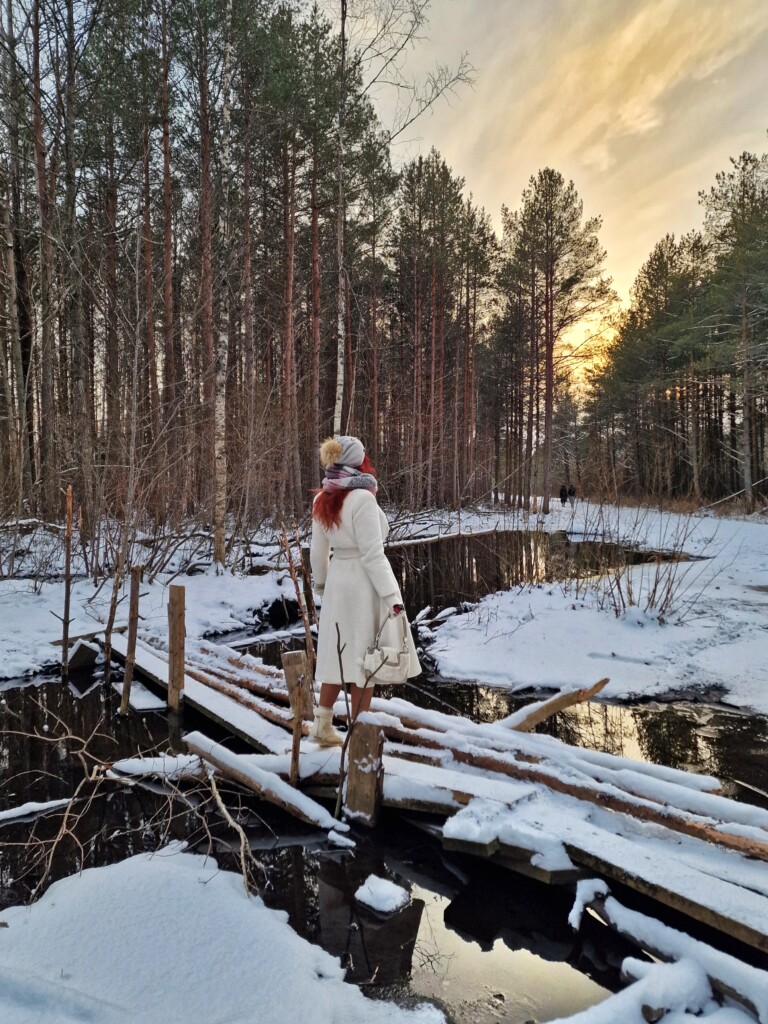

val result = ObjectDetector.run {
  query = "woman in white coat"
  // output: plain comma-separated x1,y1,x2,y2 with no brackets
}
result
309,435,420,745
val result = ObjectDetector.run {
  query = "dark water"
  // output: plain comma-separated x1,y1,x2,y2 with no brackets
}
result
2,669,766,1023
386,529,689,618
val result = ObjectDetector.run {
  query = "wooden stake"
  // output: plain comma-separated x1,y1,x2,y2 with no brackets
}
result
119,565,143,715
281,650,313,787
61,485,73,680
343,722,384,826
167,584,185,712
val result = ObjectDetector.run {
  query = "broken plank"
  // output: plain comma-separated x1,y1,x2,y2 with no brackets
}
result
558,829,768,955
184,732,345,832
501,679,610,732
583,890,768,1021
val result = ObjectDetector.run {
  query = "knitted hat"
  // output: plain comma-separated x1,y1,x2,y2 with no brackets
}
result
319,435,365,468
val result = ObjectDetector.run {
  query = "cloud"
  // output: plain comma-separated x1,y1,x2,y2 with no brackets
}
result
396,0,768,299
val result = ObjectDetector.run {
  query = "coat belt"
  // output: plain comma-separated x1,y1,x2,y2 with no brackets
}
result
331,546,360,559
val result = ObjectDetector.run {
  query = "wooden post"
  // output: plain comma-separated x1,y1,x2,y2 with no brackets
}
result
343,722,384,826
61,485,73,680
281,650,314,787
119,565,143,715
167,584,185,712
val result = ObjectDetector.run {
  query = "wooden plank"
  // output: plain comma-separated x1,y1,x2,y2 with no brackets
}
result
66,639,99,671
184,734,339,830
51,626,126,647
343,723,384,827
585,894,768,1021
107,635,290,755
565,842,768,955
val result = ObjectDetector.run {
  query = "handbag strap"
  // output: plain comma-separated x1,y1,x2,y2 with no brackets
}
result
373,611,409,652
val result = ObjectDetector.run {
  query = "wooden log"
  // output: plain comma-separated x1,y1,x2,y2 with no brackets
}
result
52,626,126,647
372,717,768,862
167,585,185,711
281,650,314,787
447,745,768,863
184,734,337,829
120,565,143,715
185,666,294,729
343,723,384,827
503,678,610,732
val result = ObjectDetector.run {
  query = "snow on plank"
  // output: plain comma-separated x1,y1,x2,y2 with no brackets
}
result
0,799,71,824
184,732,347,832
374,694,722,793
571,880,768,1022
490,792,768,954
381,754,538,813
109,635,291,755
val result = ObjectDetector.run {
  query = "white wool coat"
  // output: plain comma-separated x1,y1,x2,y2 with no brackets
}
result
310,489,420,687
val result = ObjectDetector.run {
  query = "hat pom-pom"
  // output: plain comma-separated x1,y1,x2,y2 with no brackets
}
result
319,437,343,468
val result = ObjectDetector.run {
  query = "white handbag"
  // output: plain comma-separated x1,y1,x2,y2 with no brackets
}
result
362,613,410,684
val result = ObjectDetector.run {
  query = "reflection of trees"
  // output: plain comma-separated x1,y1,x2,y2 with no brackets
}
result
0,680,192,910
631,707,710,773
540,704,634,757
388,531,633,617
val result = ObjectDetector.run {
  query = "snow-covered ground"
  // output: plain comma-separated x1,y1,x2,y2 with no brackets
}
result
0,844,444,1024
423,501,768,714
2,501,766,711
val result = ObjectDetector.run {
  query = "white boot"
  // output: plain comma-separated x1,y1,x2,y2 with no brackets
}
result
308,706,343,746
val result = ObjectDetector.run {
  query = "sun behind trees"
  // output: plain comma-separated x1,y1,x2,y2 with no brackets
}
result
587,150,768,509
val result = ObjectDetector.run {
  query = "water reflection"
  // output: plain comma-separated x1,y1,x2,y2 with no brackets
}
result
386,530,683,617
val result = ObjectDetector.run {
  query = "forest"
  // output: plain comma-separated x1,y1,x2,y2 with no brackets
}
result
1,0,767,560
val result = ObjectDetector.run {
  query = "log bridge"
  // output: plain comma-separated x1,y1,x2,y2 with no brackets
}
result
102,627,768,1017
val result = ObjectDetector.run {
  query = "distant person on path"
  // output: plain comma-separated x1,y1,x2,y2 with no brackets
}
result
309,435,420,746
559,484,568,506
568,483,576,509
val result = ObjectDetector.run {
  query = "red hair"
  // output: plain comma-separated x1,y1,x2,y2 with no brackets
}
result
313,455,376,530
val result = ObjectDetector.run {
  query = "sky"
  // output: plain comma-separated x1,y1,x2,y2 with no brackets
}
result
376,0,768,303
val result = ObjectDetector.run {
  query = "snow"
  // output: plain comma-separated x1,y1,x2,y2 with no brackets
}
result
355,875,411,913
0,560,289,680
419,502,768,713
0,845,445,1024
112,679,166,711
109,753,203,781
0,799,71,823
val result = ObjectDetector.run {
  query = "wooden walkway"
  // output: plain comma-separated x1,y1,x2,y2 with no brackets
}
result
105,631,768,969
